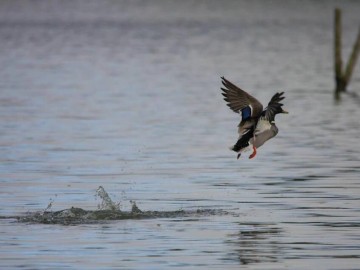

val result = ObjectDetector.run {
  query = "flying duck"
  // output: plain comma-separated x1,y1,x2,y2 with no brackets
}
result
221,77,288,159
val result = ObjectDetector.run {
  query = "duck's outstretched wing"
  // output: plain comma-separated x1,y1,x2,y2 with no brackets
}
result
221,77,263,118
264,92,285,122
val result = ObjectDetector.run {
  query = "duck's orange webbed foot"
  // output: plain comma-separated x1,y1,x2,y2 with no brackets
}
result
249,146,257,159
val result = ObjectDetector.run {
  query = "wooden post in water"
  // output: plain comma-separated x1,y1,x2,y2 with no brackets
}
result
334,8,344,99
334,8,360,100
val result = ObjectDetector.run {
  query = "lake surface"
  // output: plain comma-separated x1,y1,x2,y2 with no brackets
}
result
1,0,360,269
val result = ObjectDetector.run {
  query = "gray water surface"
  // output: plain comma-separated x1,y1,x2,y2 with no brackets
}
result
1,0,360,269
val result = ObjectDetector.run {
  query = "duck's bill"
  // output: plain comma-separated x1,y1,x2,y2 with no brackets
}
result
282,109,289,114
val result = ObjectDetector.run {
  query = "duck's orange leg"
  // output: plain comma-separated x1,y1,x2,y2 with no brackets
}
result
249,146,257,159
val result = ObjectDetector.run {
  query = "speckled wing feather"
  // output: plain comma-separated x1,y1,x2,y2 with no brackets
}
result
221,77,263,117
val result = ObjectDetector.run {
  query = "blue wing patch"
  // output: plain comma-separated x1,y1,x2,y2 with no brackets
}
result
241,106,252,121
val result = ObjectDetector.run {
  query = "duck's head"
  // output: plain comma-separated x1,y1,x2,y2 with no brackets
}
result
266,92,288,121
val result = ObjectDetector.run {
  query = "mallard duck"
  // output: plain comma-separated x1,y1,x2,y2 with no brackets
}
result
221,77,288,159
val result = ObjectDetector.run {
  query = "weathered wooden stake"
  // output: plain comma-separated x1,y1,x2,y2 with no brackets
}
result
334,8,344,98
334,8,360,100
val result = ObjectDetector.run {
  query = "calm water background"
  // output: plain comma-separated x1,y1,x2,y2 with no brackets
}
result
1,0,360,269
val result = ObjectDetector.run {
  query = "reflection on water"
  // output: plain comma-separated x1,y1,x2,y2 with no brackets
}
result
226,223,282,265
1,0,360,269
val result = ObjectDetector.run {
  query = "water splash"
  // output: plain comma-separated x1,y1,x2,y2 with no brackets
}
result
16,207,226,225
130,200,142,213
43,197,55,212
12,186,228,225
96,186,120,211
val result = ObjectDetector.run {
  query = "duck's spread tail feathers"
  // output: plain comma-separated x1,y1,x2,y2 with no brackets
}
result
231,127,254,152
